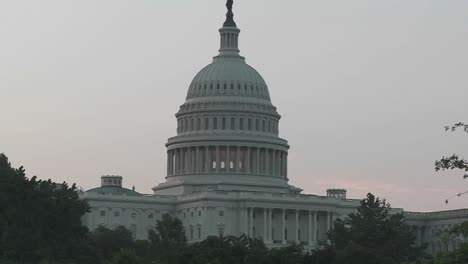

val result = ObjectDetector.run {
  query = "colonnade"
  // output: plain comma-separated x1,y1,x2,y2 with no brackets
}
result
243,207,335,245
167,146,287,178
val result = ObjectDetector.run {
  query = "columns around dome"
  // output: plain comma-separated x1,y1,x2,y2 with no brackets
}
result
166,145,288,180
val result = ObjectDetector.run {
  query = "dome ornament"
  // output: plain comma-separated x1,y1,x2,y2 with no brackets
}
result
223,0,237,27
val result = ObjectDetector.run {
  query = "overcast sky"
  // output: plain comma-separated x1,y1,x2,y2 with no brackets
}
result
1,0,467,212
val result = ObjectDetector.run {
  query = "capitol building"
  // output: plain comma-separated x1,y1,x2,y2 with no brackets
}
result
79,2,468,256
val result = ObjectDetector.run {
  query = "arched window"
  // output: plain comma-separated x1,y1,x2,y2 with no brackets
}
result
239,118,244,130
255,119,259,131
205,117,209,130
262,120,266,132
222,118,226,130
248,118,252,130
213,117,218,129
196,118,201,130
190,119,194,131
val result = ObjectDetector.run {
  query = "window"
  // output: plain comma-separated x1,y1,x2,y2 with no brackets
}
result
285,228,288,240
231,118,235,129
114,211,120,217
298,229,301,240
262,120,266,132
285,214,288,220
198,227,201,239
268,120,271,132
196,118,201,130
255,119,259,131
239,118,244,130
100,210,106,217
248,118,252,130
198,211,201,217
222,118,226,130
190,118,194,131
191,212,194,217
219,211,224,217
218,226,224,237
190,226,194,240
213,117,218,129
205,118,209,130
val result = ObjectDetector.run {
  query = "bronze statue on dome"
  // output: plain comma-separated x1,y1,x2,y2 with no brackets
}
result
223,0,237,27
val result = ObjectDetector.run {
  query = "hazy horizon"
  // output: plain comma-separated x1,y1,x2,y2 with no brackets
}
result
1,0,467,212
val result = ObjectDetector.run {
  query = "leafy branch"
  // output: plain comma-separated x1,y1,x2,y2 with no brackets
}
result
435,122,468,204
444,122,468,133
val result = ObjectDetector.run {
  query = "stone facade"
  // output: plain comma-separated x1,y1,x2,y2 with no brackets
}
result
79,3,468,254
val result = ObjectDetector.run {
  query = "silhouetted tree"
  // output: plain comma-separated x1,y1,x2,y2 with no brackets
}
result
90,225,135,262
319,193,423,264
148,213,187,264
0,153,93,264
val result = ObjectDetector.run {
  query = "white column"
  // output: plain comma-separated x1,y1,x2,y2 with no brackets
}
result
235,146,240,173
285,153,288,178
246,147,251,173
295,210,299,242
205,146,213,172
279,152,283,177
268,209,272,242
270,150,276,176
326,211,331,232
166,151,170,175
255,148,260,174
244,207,249,235
226,146,230,172
215,146,220,172
265,149,270,175
308,211,312,245
250,207,254,237
313,211,318,242
263,208,267,242
195,147,200,173
282,209,286,244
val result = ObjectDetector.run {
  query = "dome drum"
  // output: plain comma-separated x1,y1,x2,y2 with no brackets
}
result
165,145,288,180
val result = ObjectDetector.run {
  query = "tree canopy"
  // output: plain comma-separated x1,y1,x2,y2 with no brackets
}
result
325,193,423,264
0,153,92,264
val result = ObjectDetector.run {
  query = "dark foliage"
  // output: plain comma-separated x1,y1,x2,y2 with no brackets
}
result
319,193,424,264
0,153,93,264
90,225,135,262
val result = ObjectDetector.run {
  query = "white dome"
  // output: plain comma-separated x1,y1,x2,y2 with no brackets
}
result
186,58,271,101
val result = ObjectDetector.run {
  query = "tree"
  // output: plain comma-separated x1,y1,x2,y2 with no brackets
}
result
90,225,135,262
148,213,188,264
322,193,423,264
0,153,93,264
187,235,268,264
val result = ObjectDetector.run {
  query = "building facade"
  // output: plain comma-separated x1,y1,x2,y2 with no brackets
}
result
80,2,468,254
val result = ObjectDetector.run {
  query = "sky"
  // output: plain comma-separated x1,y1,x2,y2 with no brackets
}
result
1,0,467,212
